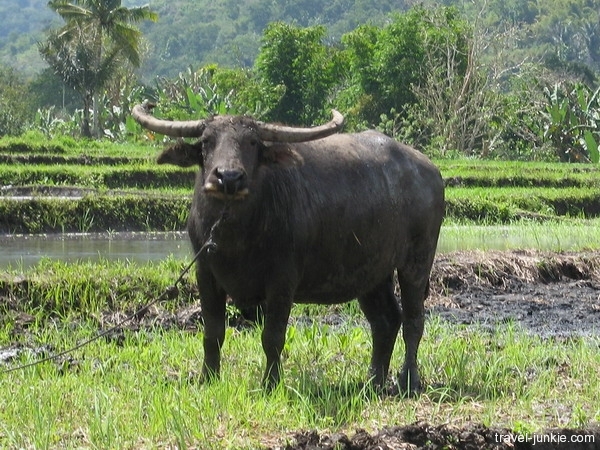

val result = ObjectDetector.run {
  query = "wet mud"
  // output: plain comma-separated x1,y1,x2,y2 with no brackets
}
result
276,422,600,450
428,249,600,337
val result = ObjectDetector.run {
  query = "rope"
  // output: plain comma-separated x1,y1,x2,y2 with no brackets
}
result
0,248,203,375
1,205,229,375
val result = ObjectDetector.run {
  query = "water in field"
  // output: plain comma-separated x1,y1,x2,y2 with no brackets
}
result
1,222,599,270
0,232,190,270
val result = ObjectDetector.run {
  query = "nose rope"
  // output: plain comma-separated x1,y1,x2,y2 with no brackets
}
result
199,206,228,255
0,207,230,375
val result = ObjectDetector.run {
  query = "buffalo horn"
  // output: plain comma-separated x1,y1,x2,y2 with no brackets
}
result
132,101,206,137
256,110,344,142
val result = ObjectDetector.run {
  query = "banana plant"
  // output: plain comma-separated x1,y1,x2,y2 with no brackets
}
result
542,82,600,163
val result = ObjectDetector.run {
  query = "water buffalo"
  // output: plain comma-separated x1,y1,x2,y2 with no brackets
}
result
132,102,445,393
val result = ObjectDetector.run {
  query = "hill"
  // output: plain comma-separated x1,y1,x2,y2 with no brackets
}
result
0,0,403,80
0,0,148,76
2,0,599,85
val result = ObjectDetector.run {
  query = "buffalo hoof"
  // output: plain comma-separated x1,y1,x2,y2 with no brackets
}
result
398,367,422,397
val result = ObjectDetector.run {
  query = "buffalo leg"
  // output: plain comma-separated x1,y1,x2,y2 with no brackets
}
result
261,298,292,391
358,278,402,389
198,268,227,382
397,275,428,394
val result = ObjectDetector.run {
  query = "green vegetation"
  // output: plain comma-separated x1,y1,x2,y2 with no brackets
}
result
0,196,191,234
440,219,600,253
1,282,598,448
39,0,157,137
3,137,600,232
2,2,600,446
2,1,600,162
0,257,190,318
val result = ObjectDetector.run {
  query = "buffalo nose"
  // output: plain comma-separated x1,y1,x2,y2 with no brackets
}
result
215,168,246,195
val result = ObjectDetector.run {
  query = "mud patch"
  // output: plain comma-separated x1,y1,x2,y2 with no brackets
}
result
276,422,600,449
426,250,600,337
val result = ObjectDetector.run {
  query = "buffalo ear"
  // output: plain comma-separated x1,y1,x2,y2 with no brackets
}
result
156,140,203,167
261,144,304,168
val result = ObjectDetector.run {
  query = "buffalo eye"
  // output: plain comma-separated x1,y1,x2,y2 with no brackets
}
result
200,135,215,154
200,136,213,147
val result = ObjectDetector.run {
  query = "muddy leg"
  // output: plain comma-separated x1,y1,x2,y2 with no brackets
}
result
198,269,227,382
261,298,292,391
397,276,428,394
358,278,402,389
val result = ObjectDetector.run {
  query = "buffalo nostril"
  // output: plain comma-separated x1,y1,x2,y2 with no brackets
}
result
217,169,244,183
215,168,246,195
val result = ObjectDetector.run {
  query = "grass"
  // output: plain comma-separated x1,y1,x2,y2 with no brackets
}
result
445,186,600,221
439,218,600,253
0,195,191,233
3,138,600,231
0,130,161,159
437,158,600,180
1,316,599,449
0,164,195,190
0,258,193,321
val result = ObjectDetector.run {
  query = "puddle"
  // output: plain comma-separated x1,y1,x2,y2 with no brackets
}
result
0,231,190,269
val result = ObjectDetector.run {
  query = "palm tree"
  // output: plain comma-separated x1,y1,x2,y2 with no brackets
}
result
42,0,157,137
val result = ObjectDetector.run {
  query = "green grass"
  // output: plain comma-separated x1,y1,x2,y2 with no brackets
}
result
437,158,600,181
0,131,162,159
0,195,191,233
3,138,600,230
0,258,194,321
445,186,600,221
1,316,598,449
439,218,600,252
0,164,195,189
1,252,599,448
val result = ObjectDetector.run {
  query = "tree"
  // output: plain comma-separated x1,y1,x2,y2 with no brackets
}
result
40,0,157,137
340,6,471,130
0,67,34,136
255,22,339,126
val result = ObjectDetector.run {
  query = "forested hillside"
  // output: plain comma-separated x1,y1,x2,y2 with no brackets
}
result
0,0,152,76
1,0,405,79
0,0,58,74
137,0,401,77
3,0,600,81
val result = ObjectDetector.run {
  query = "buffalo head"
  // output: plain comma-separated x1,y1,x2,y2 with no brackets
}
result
132,102,344,201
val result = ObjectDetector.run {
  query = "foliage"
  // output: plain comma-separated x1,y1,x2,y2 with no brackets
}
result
391,6,488,155
150,66,237,120
134,0,398,80
0,196,191,233
0,67,34,137
1,1,600,163
541,81,600,163
27,68,80,113
255,22,339,125
39,0,157,137
39,26,120,137
339,6,471,133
